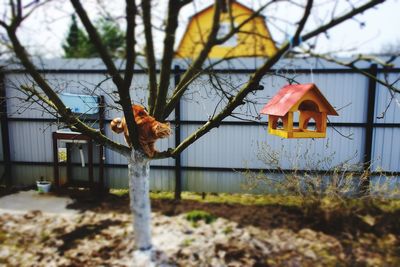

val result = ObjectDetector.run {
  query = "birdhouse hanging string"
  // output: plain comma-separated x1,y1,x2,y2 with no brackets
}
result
260,32,339,139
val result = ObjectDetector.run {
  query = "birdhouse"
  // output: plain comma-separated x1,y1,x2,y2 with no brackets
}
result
260,83,338,138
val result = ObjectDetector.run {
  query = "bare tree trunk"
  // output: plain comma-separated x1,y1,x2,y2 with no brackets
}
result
128,150,152,251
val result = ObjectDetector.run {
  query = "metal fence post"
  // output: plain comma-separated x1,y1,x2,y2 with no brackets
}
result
362,64,378,192
99,95,106,194
0,70,12,187
174,65,182,200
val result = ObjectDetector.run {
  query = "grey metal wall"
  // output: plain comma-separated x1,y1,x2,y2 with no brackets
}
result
371,73,400,172
3,69,176,189
1,58,399,193
180,72,369,171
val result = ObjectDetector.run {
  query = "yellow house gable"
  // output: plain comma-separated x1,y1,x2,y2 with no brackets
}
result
175,1,277,59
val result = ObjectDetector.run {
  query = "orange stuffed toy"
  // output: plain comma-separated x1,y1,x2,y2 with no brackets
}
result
110,105,171,157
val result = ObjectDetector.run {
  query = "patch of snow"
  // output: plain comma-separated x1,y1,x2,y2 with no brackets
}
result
0,190,77,215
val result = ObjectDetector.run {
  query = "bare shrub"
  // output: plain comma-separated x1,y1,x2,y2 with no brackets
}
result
241,140,383,211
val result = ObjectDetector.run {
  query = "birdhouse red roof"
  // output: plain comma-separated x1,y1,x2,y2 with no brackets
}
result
260,83,338,117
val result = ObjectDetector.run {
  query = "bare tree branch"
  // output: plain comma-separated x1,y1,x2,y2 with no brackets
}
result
124,0,137,89
292,0,313,45
163,0,284,119
70,0,140,150
152,0,188,120
215,0,278,45
10,0,16,19
20,85,56,108
155,0,385,158
163,0,222,119
141,0,157,114
16,0,22,18
70,0,124,87
301,0,384,43
178,0,193,7
306,51,400,94
2,24,130,155
1,0,388,161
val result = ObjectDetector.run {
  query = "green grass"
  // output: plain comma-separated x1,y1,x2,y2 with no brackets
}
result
112,189,303,206
148,191,304,206
181,238,195,247
223,225,233,235
109,189,400,212
371,198,400,212
109,189,129,197
185,210,216,225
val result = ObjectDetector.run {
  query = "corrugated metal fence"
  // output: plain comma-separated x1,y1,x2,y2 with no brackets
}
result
0,58,399,193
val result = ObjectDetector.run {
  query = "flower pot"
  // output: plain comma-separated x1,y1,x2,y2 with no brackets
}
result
37,181,51,193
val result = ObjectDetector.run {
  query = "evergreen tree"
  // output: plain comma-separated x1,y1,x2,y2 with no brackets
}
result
97,18,125,58
62,15,92,58
63,16,125,58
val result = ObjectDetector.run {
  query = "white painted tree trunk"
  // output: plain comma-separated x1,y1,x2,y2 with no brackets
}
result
128,150,152,251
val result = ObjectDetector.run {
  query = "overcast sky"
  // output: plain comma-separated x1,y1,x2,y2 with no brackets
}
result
2,0,400,58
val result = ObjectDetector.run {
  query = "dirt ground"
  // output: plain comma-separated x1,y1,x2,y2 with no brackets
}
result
0,187,399,266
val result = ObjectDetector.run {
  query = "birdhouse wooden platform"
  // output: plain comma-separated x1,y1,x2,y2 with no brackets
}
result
260,83,338,138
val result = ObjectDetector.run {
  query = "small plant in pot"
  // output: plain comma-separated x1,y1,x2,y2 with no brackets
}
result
36,176,51,193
